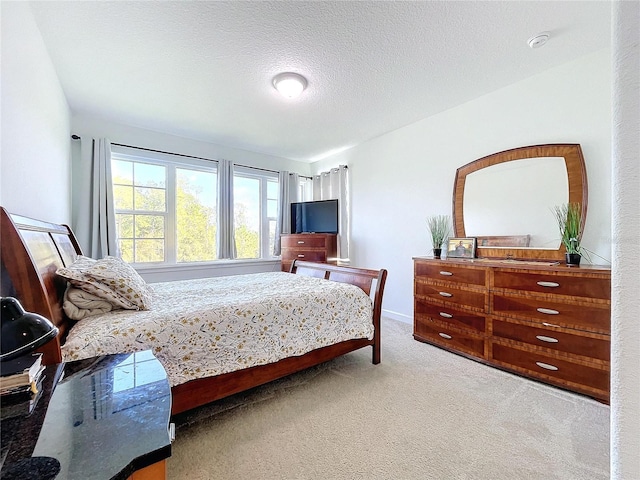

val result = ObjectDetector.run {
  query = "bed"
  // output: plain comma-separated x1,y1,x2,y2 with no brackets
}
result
0,207,387,415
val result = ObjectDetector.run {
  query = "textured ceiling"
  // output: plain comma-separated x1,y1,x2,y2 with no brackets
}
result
29,1,611,162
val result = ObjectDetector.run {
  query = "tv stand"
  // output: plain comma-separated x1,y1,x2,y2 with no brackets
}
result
280,233,338,272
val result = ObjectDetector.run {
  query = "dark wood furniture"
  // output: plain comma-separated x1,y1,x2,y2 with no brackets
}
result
0,352,172,480
280,233,338,272
413,257,611,402
0,207,387,416
453,144,587,261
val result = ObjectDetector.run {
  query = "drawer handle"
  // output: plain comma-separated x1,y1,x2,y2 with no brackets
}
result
542,322,561,328
537,281,560,288
439,312,453,319
438,333,452,339
535,361,559,371
297,254,305,258
297,241,305,244
439,271,453,276
535,335,559,343
536,308,559,315
439,292,453,298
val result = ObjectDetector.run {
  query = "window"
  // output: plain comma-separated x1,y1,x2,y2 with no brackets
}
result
111,159,168,263
233,166,279,259
298,176,313,202
176,167,217,262
111,147,278,265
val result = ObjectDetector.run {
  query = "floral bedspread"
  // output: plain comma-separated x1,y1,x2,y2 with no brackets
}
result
61,272,374,387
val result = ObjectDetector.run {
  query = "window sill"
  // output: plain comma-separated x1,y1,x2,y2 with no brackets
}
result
134,259,282,283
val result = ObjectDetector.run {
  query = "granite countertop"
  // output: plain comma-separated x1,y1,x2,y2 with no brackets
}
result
1,351,172,480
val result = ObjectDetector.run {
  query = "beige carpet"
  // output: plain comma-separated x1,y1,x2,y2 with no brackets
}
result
168,319,609,480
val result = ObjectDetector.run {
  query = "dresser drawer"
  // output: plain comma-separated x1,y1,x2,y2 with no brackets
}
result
491,343,609,394
415,319,485,358
282,250,327,263
492,294,610,334
415,282,486,311
492,269,610,301
415,298,486,333
281,235,329,248
414,262,486,287
492,318,609,362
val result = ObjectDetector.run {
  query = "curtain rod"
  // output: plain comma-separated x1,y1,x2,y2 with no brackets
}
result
72,136,336,179
107,141,312,178
111,141,217,164
110,142,282,173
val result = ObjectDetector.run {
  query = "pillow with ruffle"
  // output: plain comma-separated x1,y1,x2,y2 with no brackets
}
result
85,256,153,310
57,255,152,310
56,255,96,283
57,256,131,309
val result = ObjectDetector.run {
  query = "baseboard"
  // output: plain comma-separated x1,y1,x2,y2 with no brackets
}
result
382,309,412,324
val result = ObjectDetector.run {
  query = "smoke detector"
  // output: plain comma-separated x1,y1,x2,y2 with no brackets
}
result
528,32,550,49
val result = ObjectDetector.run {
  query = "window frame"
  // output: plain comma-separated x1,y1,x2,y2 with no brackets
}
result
111,151,173,265
111,146,280,268
233,165,279,260
298,176,313,202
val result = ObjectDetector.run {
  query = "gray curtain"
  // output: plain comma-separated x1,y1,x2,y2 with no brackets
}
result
72,138,119,258
313,165,349,261
273,171,299,256
216,159,237,259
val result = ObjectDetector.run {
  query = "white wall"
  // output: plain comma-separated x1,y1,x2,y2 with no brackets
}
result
314,49,611,323
0,2,71,223
71,114,311,175
610,1,640,478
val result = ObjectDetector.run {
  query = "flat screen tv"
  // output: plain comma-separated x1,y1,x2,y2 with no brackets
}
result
290,199,339,234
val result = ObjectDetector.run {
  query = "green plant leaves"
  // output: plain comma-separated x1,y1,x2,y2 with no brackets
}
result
426,215,451,249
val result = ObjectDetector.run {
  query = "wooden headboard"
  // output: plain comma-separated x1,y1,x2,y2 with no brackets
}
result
1,207,82,364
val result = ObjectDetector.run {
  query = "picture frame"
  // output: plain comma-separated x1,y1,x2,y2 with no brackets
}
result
446,237,477,259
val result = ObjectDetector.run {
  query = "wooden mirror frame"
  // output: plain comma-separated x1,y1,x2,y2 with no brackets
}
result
453,144,587,261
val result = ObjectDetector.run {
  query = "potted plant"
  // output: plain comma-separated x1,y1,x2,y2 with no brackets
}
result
426,215,451,259
552,202,584,265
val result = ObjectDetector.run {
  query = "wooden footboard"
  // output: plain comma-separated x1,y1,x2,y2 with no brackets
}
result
0,207,387,415
172,261,386,415
172,338,374,415
290,260,386,364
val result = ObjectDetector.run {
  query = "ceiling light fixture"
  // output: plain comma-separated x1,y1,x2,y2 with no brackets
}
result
273,72,307,99
528,32,550,49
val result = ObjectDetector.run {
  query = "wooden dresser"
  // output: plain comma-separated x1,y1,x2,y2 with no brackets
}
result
280,233,338,272
413,257,611,402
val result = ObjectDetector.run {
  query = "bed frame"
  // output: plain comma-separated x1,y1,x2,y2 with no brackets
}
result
0,207,387,415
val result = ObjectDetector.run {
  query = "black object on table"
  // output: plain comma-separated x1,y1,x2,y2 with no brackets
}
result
0,351,172,480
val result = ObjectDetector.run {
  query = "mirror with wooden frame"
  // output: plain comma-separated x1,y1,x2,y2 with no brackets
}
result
452,144,587,261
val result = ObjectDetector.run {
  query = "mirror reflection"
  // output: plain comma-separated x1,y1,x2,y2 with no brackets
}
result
463,157,568,248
